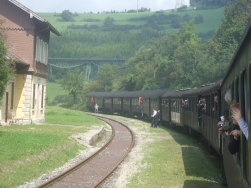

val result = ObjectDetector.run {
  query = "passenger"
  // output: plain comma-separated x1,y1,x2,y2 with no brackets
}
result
140,102,143,117
151,108,157,128
219,104,239,135
228,124,241,154
201,98,206,112
212,95,218,111
197,98,204,110
185,99,189,107
94,103,99,113
232,106,249,140
224,89,232,105
182,99,186,107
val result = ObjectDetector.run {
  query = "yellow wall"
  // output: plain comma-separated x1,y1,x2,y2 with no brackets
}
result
15,74,26,119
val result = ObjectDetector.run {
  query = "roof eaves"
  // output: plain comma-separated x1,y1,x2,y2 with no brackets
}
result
8,0,61,36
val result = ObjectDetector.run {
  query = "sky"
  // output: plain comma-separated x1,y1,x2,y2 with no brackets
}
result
17,0,190,13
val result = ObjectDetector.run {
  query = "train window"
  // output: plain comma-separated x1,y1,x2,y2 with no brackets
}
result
231,82,234,101
235,78,239,102
241,71,249,185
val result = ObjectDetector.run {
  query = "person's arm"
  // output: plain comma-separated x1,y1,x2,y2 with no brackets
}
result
238,119,249,140
232,107,249,140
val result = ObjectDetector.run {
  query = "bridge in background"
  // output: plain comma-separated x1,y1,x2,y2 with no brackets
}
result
48,58,127,81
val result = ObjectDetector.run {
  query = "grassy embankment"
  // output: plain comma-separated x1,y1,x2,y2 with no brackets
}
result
38,7,224,34
0,105,105,188
109,115,225,188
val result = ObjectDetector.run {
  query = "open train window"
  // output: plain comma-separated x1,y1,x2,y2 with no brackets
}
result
241,70,249,185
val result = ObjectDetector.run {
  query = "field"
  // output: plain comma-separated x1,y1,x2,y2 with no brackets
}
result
38,7,224,34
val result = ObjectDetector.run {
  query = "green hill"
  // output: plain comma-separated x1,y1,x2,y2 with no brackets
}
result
38,7,224,34
38,7,225,76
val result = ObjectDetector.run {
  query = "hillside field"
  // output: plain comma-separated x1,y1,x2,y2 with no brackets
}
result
38,7,224,34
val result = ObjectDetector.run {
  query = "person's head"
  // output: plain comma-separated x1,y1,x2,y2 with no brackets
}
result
214,95,218,103
157,109,160,112
225,89,232,105
202,98,206,103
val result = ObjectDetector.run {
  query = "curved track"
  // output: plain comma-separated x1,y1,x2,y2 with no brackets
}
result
37,115,135,188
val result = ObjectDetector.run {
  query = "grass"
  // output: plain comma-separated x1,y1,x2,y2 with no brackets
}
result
45,106,105,126
109,115,225,188
46,82,68,104
0,106,104,188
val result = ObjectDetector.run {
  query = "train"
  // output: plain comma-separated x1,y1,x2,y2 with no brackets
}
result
86,19,251,188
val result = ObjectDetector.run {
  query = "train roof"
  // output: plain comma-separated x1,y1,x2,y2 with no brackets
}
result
124,89,174,98
180,80,222,97
162,89,184,98
86,91,128,97
86,89,174,98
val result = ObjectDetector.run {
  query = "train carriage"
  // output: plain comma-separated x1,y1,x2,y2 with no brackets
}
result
86,92,105,112
219,18,251,188
181,87,203,132
162,90,183,126
110,91,128,115
198,81,222,154
125,89,170,119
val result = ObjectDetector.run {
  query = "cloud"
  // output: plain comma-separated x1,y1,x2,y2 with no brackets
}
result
17,0,190,13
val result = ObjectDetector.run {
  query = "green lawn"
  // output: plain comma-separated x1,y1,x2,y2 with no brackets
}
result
46,82,68,104
0,106,104,188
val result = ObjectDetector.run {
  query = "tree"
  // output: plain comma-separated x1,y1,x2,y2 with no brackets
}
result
103,17,115,27
97,64,118,91
61,10,74,22
0,20,16,99
60,69,85,103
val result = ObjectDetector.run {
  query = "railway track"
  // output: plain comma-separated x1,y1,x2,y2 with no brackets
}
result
37,115,135,188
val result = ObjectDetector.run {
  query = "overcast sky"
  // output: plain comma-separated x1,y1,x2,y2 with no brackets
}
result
17,0,190,13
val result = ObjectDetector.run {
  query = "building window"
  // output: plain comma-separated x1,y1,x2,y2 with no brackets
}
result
36,37,48,65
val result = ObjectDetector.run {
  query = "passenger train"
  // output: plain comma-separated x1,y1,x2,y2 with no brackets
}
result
86,19,251,188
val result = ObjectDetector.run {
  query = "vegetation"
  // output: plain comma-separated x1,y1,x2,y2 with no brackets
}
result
0,20,16,99
105,0,251,90
60,69,85,103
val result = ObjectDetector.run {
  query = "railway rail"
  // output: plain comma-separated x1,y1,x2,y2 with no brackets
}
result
37,115,135,188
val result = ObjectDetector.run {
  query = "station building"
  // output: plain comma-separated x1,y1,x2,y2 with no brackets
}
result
0,0,61,125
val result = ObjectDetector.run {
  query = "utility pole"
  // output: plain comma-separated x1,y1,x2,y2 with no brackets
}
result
137,0,139,13
175,0,185,9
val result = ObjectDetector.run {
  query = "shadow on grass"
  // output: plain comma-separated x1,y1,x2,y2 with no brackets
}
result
161,125,224,188
183,179,220,188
